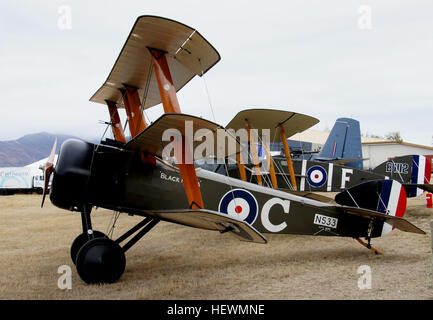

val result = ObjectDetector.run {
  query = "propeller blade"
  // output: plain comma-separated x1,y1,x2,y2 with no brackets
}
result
48,139,57,166
41,139,57,208
41,165,53,207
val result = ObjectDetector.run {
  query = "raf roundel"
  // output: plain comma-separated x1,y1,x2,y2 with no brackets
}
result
307,165,327,187
218,189,258,224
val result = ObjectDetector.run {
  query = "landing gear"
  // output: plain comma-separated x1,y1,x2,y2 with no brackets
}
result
76,237,126,284
70,231,106,264
71,204,160,284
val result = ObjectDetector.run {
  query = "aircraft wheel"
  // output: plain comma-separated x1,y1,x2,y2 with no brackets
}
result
75,238,125,284
70,231,106,265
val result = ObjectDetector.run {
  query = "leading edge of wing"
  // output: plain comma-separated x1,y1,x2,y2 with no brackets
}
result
128,208,267,244
124,113,242,158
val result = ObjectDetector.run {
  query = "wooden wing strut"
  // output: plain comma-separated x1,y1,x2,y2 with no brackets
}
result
105,100,127,143
245,120,263,186
280,126,297,190
149,47,204,209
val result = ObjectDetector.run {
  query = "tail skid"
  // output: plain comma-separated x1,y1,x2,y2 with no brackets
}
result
356,238,383,255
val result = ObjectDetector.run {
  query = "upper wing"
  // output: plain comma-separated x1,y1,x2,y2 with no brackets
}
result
129,208,267,244
90,15,220,109
226,109,319,141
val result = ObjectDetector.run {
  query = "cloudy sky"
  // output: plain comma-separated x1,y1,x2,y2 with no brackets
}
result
1,0,432,146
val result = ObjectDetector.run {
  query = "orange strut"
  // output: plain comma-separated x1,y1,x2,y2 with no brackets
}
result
120,86,155,165
280,126,297,191
148,48,181,114
119,86,146,138
105,100,126,143
236,152,247,182
245,121,263,186
124,84,147,135
149,47,203,209
261,139,278,189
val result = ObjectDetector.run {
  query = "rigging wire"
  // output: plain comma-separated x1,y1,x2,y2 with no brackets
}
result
390,159,405,182
106,211,121,239
346,189,360,208
274,159,293,190
222,155,240,213
376,190,388,213
118,89,131,139
140,59,154,125
81,121,111,206
255,127,296,191
269,128,290,187
129,59,154,136
270,129,292,188
199,58,217,123
198,64,240,211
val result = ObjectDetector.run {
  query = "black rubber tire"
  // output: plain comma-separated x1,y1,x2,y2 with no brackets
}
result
70,231,106,265
75,237,126,284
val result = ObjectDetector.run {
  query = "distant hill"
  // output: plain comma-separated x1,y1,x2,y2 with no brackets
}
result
0,132,82,167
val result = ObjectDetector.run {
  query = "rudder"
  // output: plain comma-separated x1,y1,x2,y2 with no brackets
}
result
335,179,407,237
314,118,363,170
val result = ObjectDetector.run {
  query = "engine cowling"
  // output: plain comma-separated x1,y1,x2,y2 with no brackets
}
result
50,139,94,211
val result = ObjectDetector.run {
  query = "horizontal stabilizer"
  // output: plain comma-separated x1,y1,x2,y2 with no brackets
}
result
138,208,267,243
403,183,433,193
335,179,413,236
125,113,242,158
325,157,369,165
292,150,319,155
340,206,425,235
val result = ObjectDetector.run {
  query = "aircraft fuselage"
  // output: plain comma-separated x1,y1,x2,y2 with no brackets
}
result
50,139,386,238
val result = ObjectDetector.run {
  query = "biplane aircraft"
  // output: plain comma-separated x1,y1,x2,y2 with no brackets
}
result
42,16,425,284
220,109,433,198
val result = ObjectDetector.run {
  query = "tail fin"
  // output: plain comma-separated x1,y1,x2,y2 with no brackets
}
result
335,179,407,237
372,155,432,197
314,118,363,170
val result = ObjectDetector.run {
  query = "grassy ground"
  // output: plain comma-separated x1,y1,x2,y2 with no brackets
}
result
0,194,432,299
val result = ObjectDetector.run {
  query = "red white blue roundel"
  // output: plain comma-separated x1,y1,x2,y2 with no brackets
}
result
218,189,258,224
307,165,327,187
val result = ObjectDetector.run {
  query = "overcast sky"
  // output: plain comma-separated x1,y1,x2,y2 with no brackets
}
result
1,0,432,146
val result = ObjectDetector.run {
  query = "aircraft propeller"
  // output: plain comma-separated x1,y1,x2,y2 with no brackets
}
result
41,139,57,208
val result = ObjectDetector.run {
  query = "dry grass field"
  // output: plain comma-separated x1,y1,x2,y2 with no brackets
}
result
0,193,432,300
